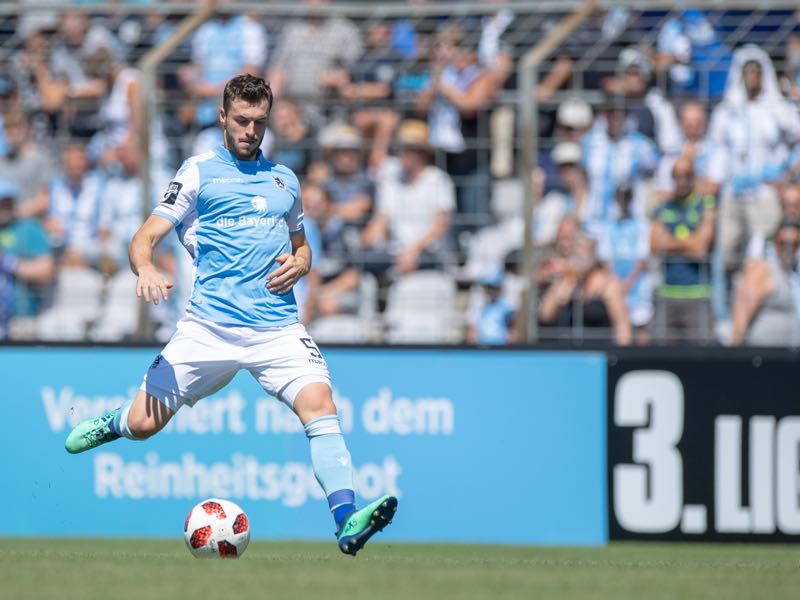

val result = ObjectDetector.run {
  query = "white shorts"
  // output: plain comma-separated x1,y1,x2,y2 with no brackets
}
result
141,314,331,412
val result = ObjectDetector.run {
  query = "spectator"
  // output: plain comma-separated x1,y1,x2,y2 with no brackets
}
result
361,119,455,279
98,139,171,273
417,25,496,235
655,100,725,198
0,180,55,339
0,108,54,219
656,9,732,100
535,141,590,246
267,0,363,126
87,48,168,168
466,267,516,345
318,122,374,225
745,183,800,261
581,100,659,234
300,180,361,319
269,99,317,177
46,144,105,268
9,11,61,141
731,219,800,346
478,3,515,95
650,157,716,344
49,12,122,137
340,23,404,170
781,33,800,101
538,97,593,190
709,45,800,271
597,183,653,344
179,13,267,132
602,47,682,154
537,216,632,346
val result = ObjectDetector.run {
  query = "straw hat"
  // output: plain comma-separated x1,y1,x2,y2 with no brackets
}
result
395,120,433,154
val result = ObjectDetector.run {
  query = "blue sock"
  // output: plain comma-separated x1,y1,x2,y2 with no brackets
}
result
329,489,357,529
305,416,356,529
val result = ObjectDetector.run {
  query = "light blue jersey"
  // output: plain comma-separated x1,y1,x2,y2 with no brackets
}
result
152,145,304,327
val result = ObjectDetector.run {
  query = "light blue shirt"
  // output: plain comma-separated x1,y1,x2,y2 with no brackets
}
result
153,145,304,327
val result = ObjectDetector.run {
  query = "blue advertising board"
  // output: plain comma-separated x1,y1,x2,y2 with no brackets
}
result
2,348,606,545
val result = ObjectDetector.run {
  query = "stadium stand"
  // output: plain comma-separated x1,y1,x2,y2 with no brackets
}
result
2,2,800,346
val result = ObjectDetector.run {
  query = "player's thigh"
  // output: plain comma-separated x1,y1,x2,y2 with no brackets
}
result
142,317,241,413
244,323,333,414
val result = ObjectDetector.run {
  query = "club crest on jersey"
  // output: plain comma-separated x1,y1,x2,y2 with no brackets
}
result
162,181,182,205
251,196,269,215
272,175,286,190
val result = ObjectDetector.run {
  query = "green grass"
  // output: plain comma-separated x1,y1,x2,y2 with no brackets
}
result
0,539,797,600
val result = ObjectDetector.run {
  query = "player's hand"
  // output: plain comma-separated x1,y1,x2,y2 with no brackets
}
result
267,254,309,295
136,265,173,305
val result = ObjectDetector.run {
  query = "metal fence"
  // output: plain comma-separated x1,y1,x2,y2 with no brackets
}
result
2,2,800,347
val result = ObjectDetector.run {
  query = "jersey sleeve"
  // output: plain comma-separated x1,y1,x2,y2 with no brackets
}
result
152,160,200,226
287,173,304,234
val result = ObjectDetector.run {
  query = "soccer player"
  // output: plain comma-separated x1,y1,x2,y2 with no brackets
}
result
64,74,397,556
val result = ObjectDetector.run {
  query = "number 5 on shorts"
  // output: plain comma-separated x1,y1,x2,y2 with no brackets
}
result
300,337,322,358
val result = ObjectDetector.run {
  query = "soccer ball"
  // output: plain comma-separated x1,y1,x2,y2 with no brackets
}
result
184,498,250,558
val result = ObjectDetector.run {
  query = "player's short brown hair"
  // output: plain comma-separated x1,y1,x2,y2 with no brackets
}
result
223,74,274,113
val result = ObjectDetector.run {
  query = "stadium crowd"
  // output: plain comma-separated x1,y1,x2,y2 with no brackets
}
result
2,3,800,346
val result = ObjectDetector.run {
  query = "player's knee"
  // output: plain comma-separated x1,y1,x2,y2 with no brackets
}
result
294,382,336,422
126,410,164,439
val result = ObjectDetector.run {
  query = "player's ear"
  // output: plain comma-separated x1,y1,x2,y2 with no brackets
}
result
218,106,226,127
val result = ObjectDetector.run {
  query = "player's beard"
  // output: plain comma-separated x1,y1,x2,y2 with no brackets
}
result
224,128,261,161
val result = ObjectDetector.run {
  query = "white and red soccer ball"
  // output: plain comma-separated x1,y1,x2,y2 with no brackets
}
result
184,498,250,558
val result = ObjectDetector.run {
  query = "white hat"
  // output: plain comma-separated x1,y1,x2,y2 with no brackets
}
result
318,122,362,150
556,97,593,130
17,11,59,39
618,47,653,79
551,142,582,166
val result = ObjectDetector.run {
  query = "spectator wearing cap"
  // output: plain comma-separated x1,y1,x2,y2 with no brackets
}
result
0,180,55,339
731,219,800,346
0,108,54,219
535,141,590,246
417,25,496,235
319,122,374,225
597,182,653,344
650,157,716,344
537,98,593,194
361,120,455,278
603,47,682,154
581,99,659,235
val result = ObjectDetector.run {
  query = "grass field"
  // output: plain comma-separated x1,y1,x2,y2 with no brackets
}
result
1,539,797,600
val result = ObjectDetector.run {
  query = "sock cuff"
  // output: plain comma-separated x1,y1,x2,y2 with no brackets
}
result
327,488,356,510
304,414,341,438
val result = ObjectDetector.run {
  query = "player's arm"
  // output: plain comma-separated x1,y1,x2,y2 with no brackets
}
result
129,215,175,304
267,230,311,295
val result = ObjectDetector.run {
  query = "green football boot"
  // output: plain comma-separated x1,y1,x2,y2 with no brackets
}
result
337,495,398,556
64,410,121,454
